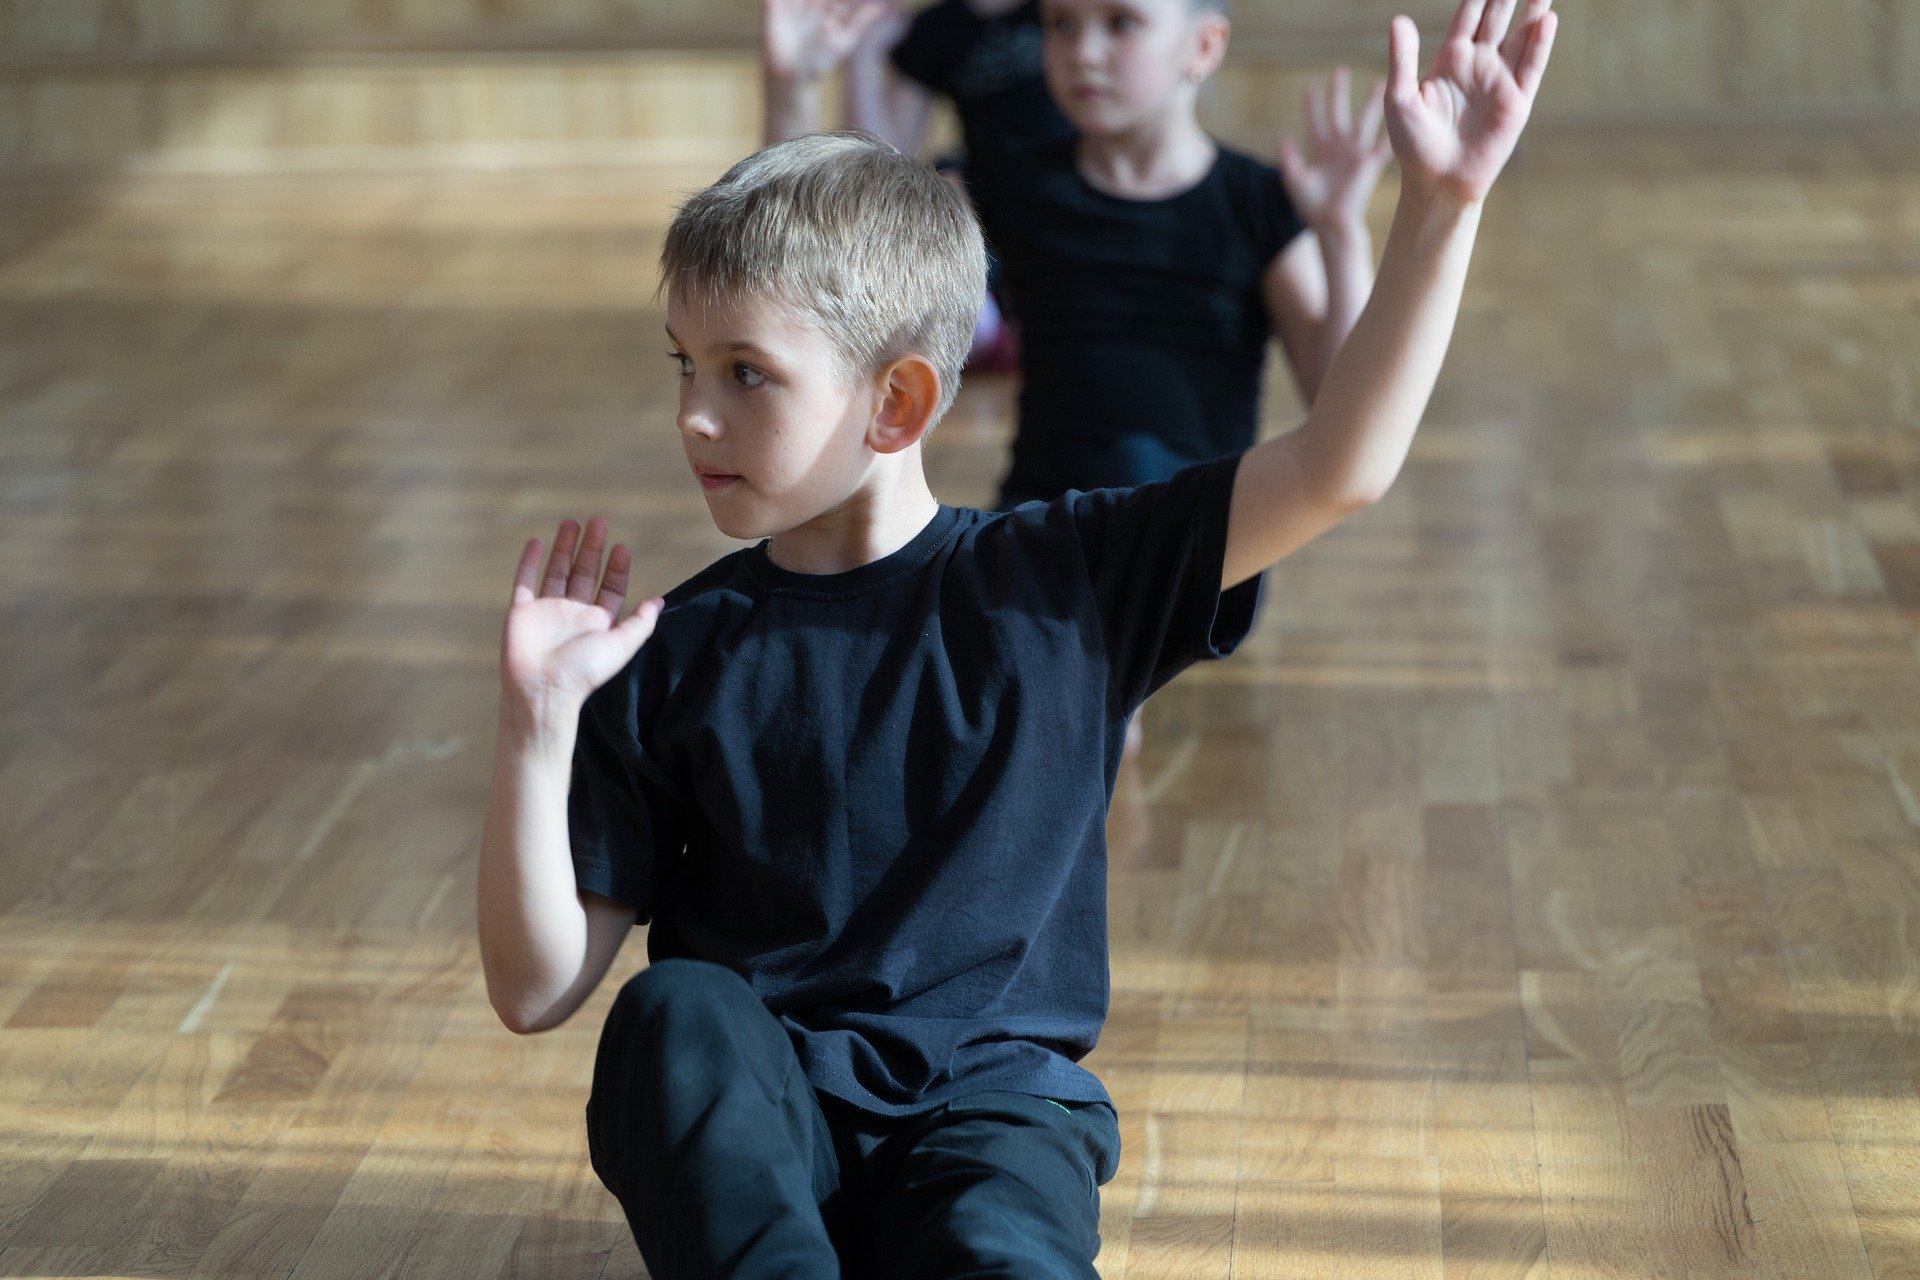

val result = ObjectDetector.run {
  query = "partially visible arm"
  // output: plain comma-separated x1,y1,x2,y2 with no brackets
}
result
763,0,888,144
1225,188,1479,588
1269,68,1390,404
1223,0,1558,588
478,706,636,1034
1263,216,1376,404
842,10,933,152
477,518,662,1034
765,68,826,145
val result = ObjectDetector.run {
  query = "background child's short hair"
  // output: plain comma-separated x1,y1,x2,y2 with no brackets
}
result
660,132,988,422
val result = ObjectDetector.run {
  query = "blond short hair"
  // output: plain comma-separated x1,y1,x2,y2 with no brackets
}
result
660,132,988,423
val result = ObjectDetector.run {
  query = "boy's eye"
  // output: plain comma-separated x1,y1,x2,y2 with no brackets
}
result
1109,14,1137,33
667,349,692,377
733,363,767,389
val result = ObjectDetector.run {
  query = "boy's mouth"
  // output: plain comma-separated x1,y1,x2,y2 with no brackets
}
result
693,466,741,491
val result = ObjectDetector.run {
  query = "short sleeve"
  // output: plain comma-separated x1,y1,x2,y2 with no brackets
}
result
568,673,689,922
1063,453,1262,713
890,1,974,92
1247,159,1308,264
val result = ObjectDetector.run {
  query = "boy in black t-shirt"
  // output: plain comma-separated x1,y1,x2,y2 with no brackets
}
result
788,0,1393,506
478,3,1555,1274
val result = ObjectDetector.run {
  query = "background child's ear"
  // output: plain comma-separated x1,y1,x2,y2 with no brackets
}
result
1187,11,1230,84
869,355,942,455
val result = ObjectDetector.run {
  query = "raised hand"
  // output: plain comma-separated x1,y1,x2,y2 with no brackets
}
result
764,0,890,82
1383,0,1558,205
500,517,662,724
1278,67,1394,232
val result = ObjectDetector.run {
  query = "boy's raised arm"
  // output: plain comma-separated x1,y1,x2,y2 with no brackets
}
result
477,518,662,1033
1223,0,1558,589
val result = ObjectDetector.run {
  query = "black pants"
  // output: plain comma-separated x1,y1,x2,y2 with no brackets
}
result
585,958,1121,1279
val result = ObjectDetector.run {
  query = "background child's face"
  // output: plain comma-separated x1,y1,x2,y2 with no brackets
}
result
665,292,883,541
1040,0,1222,135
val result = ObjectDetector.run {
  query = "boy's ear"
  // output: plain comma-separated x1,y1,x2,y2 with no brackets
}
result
1188,13,1229,83
868,354,943,455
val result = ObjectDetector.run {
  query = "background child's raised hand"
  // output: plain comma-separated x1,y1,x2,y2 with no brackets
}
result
500,517,661,726
763,0,890,83
1278,67,1394,234
1383,0,1558,205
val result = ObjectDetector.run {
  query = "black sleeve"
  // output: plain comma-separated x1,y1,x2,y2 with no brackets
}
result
1063,454,1262,714
890,1,977,93
1249,159,1308,263
567,672,689,922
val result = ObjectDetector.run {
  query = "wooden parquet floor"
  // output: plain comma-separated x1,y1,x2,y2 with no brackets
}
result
2,131,1918,1277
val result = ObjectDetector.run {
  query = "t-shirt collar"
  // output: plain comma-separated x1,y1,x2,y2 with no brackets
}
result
743,504,961,598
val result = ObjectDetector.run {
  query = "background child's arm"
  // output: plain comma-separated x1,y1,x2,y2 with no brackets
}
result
1265,68,1393,404
477,519,662,1033
842,5,933,152
763,0,888,144
1223,0,1557,589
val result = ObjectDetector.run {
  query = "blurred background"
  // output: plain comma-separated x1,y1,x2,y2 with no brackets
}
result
1,0,1914,173
2,3,1918,1279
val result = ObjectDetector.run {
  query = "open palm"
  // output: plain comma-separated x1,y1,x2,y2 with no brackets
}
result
1279,67,1393,232
500,517,661,714
763,0,889,81
1384,0,1558,204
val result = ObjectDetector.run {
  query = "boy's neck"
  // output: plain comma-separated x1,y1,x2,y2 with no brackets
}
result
1075,109,1217,200
764,457,943,577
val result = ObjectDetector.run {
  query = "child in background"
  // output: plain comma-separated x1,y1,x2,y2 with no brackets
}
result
846,0,1069,159
780,0,1395,508
844,0,1069,370
479,1,1555,1274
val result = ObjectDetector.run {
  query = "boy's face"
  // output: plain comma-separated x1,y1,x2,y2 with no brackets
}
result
665,291,884,542
1040,0,1222,135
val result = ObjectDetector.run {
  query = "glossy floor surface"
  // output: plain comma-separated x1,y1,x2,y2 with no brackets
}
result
2,132,1918,1277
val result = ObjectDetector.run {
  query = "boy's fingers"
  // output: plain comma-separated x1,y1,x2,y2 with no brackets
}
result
1277,133,1301,175
1477,0,1519,47
1500,0,1549,63
617,597,666,646
1358,79,1387,141
1514,9,1556,97
511,537,544,604
566,516,608,602
1331,65,1352,134
1442,0,1486,47
1304,84,1328,147
540,520,581,596
1388,16,1419,103
596,543,633,614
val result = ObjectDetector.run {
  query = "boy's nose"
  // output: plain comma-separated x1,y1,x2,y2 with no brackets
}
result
1072,32,1107,70
677,406,720,441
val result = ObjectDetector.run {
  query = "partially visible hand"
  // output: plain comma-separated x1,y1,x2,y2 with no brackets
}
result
1383,0,1558,205
849,0,911,61
764,0,890,82
499,517,662,728
1278,67,1393,233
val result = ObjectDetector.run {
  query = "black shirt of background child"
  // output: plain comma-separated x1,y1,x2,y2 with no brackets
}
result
968,139,1307,505
889,0,1074,160
569,456,1260,1117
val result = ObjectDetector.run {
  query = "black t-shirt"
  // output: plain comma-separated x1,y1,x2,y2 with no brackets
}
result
969,139,1307,503
569,456,1259,1116
890,0,1074,157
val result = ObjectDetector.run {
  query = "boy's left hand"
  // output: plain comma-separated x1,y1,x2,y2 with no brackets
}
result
1383,0,1558,206
1277,67,1393,233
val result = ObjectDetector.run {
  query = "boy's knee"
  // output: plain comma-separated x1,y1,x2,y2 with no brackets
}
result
613,957,751,1014
606,958,761,1037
